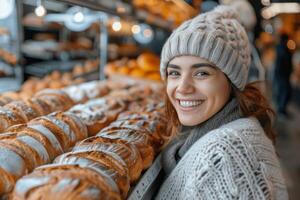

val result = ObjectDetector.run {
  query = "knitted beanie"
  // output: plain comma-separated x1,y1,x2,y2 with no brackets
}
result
160,5,251,90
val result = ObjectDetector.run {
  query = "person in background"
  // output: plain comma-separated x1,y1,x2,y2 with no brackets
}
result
273,33,293,118
155,5,288,199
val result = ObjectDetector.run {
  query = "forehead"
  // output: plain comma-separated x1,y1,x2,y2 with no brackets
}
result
168,56,212,67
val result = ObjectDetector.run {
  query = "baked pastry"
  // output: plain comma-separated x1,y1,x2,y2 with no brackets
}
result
29,116,76,151
24,97,53,116
7,124,63,161
137,53,160,72
0,107,27,132
13,163,121,200
69,98,126,136
0,143,27,196
75,136,143,184
34,89,75,111
5,101,40,122
97,129,154,169
50,112,88,142
54,149,129,198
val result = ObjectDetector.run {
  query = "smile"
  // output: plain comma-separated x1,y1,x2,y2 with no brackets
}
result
178,100,203,108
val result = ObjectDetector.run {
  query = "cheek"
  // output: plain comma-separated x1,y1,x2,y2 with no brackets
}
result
166,82,175,101
203,77,231,107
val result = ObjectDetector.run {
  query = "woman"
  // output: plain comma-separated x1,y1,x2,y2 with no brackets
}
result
156,6,288,199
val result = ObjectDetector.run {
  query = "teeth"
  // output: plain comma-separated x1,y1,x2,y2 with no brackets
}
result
179,100,202,108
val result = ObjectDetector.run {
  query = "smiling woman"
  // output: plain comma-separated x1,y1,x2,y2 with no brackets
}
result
166,56,231,126
153,5,288,200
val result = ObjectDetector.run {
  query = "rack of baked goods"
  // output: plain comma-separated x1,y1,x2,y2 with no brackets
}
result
133,0,196,27
0,59,102,105
0,80,167,199
10,101,169,200
0,48,18,66
0,80,117,132
105,52,161,82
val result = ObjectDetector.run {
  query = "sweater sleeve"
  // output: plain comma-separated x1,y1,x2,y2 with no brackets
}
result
188,128,279,200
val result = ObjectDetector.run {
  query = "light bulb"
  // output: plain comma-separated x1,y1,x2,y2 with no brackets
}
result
112,21,122,32
35,5,46,17
143,28,153,38
73,11,84,23
131,25,141,34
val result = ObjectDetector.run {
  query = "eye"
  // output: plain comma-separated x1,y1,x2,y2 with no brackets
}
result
195,71,209,77
167,70,180,77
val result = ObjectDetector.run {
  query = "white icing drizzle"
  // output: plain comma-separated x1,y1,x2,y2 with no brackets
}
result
17,135,50,163
0,147,26,177
28,124,63,155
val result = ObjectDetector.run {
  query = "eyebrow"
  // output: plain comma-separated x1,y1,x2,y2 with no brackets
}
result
167,63,216,69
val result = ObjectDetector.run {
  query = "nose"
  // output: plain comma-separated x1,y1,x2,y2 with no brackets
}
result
176,75,195,94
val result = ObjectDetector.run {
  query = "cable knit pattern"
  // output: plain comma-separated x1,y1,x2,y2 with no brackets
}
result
155,117,288,200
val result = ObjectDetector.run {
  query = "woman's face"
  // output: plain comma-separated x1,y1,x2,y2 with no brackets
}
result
166,56,231,126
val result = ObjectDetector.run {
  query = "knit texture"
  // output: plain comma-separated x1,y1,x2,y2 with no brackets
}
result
155,117,288,200
160,5,251,90
161,98,241,175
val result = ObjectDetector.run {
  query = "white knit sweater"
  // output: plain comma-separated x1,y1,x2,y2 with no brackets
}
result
155,117,288,200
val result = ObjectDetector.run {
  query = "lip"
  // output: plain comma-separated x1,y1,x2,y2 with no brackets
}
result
176,99,204,111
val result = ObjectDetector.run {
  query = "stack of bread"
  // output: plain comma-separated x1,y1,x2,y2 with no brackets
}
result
133,0,195,27
62,81,111,104
0,111,88,196
0,94,132,196
0,48,17,66
105,53,161,81
12,100,168,200
0,89,75,132
0,79,111,107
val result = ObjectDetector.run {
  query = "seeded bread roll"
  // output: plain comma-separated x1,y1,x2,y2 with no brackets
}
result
97,129,154,169
0,107,27,132
55,151,129,199
76,136,143,183
13,163,121,200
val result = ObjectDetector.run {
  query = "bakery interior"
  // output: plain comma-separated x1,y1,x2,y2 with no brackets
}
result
0,0,299,199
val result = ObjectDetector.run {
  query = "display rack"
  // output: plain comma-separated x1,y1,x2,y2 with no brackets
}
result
0,0,23,93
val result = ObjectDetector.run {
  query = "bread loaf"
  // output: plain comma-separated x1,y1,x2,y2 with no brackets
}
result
97,129,154,169
29,116,75,150
75,136,143,183
55,150,129,199
13,163,121,200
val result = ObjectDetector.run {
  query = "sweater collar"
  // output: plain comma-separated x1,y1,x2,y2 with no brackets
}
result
161,98,242,176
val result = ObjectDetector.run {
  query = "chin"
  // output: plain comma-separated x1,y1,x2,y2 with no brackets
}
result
179,117,204,127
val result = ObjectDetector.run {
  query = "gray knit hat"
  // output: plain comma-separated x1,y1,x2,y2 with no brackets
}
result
160,5,251,91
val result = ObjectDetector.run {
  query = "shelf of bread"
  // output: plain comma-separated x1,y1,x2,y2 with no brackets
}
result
0,48,18,66
0,80,168,199
105,52,161,83
0,79,119,132
133,0,197,28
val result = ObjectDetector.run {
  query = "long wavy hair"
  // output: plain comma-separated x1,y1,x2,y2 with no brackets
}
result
165,81,276,144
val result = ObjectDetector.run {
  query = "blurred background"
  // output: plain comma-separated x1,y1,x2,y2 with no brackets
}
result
0,0,299,198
